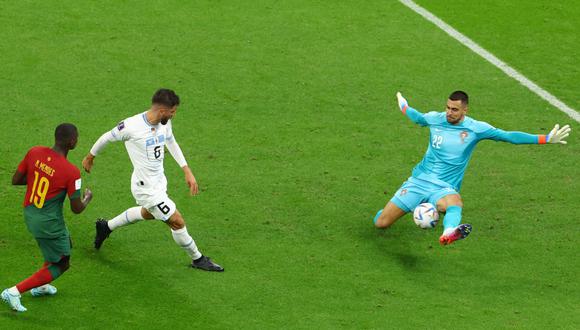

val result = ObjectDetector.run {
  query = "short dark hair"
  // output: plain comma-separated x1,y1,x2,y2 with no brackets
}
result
55,123,78,144
449,91,469,105
152,89,180,107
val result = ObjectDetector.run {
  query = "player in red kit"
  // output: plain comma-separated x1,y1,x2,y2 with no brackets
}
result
2,123,92,312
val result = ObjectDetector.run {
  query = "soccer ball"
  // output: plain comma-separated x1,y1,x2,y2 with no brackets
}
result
413,203,439,229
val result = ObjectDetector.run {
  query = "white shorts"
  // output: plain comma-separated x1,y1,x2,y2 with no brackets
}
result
135,192,176,221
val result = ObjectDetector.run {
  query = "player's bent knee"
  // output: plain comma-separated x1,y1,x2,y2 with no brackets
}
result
375,202,406,229
374,215,394,229
141,207,155,220
55,255,70,273
374,220,388,229
437,194,463,213
167,212,185,230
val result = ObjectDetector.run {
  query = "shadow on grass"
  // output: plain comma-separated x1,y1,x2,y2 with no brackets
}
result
364,224,431,272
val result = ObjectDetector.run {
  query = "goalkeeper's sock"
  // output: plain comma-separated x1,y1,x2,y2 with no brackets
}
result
171,227,202,260
108,207,143,231
373,209,383,225
443,206,463,233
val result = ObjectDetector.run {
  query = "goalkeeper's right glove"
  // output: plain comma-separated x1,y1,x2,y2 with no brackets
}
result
396,92,409,113
547,124,571,144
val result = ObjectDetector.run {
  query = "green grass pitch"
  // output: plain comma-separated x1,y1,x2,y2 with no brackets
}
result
0,0,578,328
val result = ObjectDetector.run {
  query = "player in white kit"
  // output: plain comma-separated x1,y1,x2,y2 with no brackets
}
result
81,89,223,271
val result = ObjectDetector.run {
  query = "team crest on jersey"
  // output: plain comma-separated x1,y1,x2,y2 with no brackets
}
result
117,121,125,131
460,131,469,143
400,189,408,196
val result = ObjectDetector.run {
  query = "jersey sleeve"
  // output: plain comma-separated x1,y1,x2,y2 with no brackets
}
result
67,166,82,199
422,111,443,126
17,149,31,174
476,121,542,144
402,106,429,126
109,120,131,141
165,121,188,167
90,120,131,156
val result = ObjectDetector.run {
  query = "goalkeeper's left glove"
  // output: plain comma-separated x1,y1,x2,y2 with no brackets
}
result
396,92,408,113
547,124,571,144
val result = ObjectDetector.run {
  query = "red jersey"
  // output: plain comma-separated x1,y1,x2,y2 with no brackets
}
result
18,146,81,208
17,147,81,238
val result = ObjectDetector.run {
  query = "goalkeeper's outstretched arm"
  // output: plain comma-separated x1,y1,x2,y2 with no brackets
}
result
396,92,428,126
482,124,571,145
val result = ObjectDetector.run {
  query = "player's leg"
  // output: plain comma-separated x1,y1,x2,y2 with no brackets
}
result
29,255,69,297
147,197,224,272
433,193,472,245
373,202,407,228
94,206,153,249
374,180,420,228
165,209,202,260
167,212,224,272
3,236,71,311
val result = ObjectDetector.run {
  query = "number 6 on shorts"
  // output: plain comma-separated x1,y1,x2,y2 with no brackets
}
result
157,202,170,215
146,197,176,221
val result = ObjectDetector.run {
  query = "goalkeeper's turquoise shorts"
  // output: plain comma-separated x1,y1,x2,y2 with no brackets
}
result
390,177,458,213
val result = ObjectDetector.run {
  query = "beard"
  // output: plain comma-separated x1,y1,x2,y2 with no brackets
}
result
447,116,461,124
161,117,169,125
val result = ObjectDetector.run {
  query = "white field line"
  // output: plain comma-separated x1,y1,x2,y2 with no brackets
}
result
399,0,580,123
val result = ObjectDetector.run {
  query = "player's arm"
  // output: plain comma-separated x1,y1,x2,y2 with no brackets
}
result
481,124,571,145
396,92,428,126
70,189,93,214
12,170,26,185
12,150,30,185
67,170,93,214
166,136,199,196
82,124,125,173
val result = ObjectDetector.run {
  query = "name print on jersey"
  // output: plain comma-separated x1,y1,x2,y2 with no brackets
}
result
34,159,56,177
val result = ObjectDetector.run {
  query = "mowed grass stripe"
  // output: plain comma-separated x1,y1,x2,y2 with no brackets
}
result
0,1,578,329
400,0,580,122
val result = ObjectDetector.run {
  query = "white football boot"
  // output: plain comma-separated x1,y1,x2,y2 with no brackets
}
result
31,284,58,297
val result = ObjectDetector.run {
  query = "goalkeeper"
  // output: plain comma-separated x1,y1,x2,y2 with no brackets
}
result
374,91,571,245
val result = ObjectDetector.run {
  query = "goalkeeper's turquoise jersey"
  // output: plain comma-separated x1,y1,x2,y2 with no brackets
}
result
402,107,546,191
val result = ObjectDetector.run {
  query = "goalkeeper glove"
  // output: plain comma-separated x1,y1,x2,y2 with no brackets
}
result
547,124,571,144
396,92,408,113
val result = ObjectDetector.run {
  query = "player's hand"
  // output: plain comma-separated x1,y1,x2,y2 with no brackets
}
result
82,154,95,173
547,124,571,144
396,92,408,111
183,166,199,196
82,188,93,204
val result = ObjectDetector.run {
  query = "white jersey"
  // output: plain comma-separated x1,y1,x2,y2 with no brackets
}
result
111,112,173,199
90,110,188,208
91,112,179,201
109,112,175,201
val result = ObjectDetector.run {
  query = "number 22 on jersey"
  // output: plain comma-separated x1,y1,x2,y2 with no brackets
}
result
30,170,49,208
432,135,444,149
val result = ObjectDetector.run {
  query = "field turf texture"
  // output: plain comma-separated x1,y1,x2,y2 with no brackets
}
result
0,1,578,328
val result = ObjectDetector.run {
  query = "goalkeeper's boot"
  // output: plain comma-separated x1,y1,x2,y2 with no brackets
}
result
94,219,112,250
192,256,224,272
30,284,57,297
1,289,27,312
439,224,472,246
